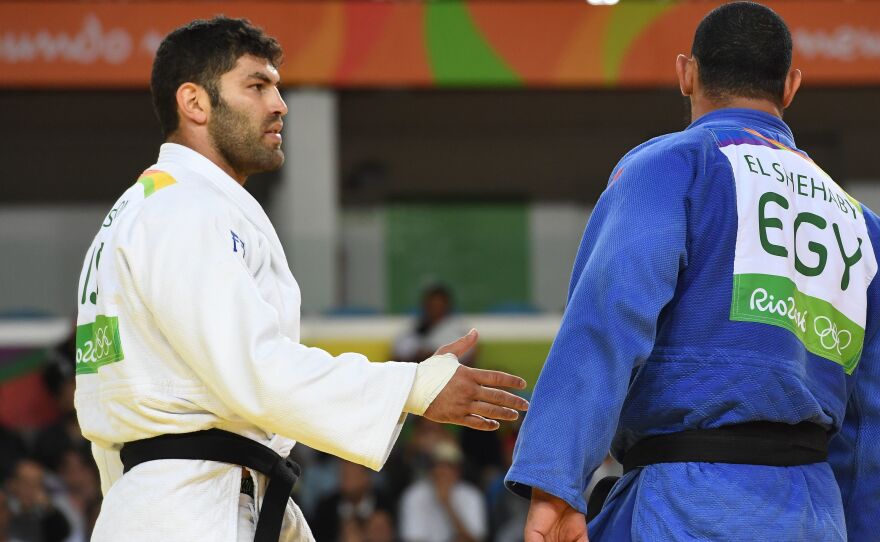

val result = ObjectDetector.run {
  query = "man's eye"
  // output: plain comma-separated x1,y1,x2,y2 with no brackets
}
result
250,84,264,90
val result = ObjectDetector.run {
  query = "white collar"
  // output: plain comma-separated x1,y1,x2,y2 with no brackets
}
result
154,143,280,244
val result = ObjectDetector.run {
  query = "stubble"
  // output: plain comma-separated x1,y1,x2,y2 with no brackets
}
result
208,98,284,180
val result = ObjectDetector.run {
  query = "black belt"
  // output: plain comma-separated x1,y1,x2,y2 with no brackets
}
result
586,421,829,523
120,429,301,542
621,420,828,473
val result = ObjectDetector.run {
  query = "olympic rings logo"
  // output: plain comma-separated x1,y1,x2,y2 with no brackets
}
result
76,324,115,364
813,316,852,355
93,326,113,358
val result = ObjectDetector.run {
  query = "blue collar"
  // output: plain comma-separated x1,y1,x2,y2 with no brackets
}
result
687,107,794,143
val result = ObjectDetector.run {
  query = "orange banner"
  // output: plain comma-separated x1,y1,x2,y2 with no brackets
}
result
2,1,879,88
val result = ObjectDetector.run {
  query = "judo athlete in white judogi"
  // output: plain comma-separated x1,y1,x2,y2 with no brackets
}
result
73,17,529,542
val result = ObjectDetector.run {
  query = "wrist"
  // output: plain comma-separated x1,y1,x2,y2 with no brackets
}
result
403,353,460,415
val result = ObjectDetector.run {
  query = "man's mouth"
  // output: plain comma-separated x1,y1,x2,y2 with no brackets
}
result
264,123,283,143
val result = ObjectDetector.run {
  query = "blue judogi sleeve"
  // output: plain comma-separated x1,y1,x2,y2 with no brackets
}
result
505,138,696,513
828,209,880,540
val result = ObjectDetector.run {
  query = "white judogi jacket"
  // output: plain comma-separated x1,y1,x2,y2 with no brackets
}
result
74,144,454,541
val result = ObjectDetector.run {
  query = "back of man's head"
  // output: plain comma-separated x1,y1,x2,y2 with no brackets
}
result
150,16,283,139
692,2,792,107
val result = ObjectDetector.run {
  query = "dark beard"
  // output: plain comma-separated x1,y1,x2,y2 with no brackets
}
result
208,98,284,180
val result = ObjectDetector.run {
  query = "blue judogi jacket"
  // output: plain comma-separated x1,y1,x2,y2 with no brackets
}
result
505,108,880,541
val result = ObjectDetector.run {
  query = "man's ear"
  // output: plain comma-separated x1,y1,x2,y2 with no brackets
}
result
175,83,211,127
781,68,802,110
675,54,695,97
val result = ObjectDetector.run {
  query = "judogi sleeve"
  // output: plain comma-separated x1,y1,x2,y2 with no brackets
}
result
504,142,695,513
829,210,880,540
119,202,417,471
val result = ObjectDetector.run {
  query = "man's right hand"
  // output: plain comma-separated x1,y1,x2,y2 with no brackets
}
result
525,489,589,542
422,330,529,431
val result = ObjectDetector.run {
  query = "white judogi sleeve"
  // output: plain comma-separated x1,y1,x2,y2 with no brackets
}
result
119,199,416,470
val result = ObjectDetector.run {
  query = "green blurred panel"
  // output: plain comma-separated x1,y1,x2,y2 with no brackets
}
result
476,340,551,392
387,203,529,313
425,1,520,86
0,349,50,382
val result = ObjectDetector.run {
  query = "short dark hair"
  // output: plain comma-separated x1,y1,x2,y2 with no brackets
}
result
150,16,283,138
692,2,792,106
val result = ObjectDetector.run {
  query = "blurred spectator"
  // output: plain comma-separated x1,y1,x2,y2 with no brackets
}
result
54,448,101,542
339,508,397,542
57,450,99,516
291,449,342,518
399,441,486,542
485,424,526,542
375,417,457,519
458,427,502,490
393,284,475,365
5,459,70,542
0,428,27,483
33,346,89,472
403,418,457,481
487,484,528,542
310,461,394,542
363,509,396,542
83,500,101,542
0,489,25,542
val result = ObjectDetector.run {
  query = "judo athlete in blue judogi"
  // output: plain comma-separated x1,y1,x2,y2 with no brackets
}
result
505,3,880,541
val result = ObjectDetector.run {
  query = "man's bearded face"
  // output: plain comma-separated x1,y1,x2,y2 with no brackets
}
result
208,95,284,178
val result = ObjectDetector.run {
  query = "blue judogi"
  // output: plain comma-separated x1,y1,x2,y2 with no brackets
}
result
505,108,880,541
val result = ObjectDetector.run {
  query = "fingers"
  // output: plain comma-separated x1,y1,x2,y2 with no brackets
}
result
435,328,479,357
460,414,499,431
471,400,520,421
470,367,527,390
476,386,530,412
423,359,529,431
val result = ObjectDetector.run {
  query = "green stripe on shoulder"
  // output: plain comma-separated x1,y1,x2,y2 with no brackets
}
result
136,170,177,198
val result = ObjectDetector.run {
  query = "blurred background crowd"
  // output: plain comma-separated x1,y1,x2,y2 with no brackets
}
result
0,313,617,542
0,285,620,542
3,1,880,540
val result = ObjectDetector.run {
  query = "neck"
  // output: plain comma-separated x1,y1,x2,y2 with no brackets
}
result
166,133,248,185
690,95,782,123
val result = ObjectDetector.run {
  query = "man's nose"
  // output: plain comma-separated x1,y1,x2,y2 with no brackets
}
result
271,88,288,116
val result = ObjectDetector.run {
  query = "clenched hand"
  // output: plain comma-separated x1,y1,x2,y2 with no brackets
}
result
525,489,588,542
422,329,529,431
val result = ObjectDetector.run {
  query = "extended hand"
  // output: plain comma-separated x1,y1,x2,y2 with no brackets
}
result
525,489,588,542
422,330,529,430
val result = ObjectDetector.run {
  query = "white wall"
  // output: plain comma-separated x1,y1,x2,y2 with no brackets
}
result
0,205,107,316
0,200,589,318
529,203,590,312
271,90,339,315
340,207,387,312
847,180,880,213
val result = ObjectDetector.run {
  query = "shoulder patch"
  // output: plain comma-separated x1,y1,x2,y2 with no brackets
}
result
137,170,177,198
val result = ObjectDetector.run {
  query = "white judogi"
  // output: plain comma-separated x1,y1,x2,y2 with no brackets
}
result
74,144,455,541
